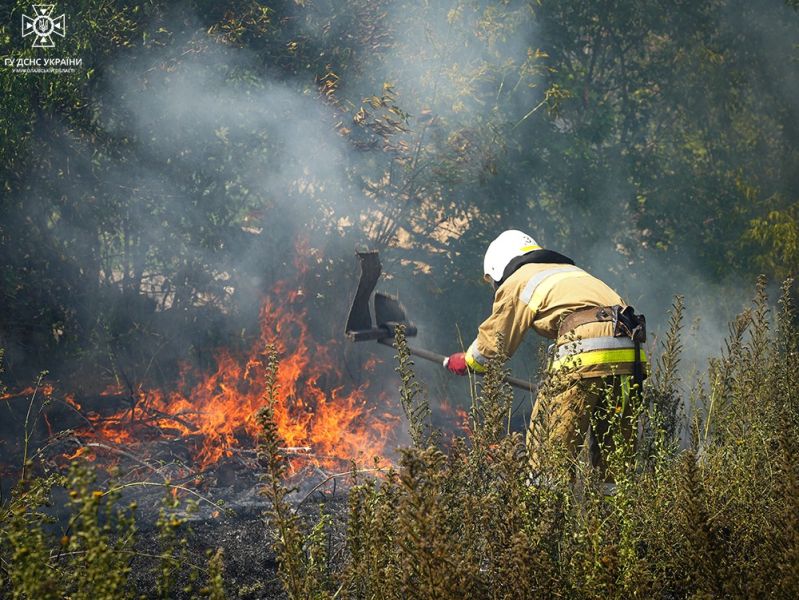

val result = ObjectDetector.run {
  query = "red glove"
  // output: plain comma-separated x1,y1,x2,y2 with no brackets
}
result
444,352,468,375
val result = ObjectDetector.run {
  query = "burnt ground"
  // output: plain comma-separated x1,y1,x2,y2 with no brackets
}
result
125,470,350,599
37,464,351,599
131,504,287,599
130,503,283,599
1,391,357,599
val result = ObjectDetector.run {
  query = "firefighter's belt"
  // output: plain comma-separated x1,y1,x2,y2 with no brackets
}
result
558,305,614,337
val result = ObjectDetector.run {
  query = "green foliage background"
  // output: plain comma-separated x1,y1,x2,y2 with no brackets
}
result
0,0,797,383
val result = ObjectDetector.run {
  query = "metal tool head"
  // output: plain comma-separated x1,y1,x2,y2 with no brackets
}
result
345,251,381,334
345,251,417,342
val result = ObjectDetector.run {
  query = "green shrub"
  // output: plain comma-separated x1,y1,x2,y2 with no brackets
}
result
0,450,225,598
261,279,799,599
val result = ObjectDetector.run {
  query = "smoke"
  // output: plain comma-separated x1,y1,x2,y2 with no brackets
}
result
102,35,364,308
3,0,795,439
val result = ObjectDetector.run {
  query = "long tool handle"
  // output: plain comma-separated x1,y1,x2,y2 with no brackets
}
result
377,339,537,393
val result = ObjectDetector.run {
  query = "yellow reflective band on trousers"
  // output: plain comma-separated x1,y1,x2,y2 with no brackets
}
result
550,347,648,372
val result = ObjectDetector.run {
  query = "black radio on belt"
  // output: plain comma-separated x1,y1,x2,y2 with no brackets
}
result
611,305,646,344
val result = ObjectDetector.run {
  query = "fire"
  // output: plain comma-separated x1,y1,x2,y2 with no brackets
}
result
70,278,398,471
0,383,53,401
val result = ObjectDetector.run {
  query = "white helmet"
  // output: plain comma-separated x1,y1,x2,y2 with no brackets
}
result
483,230,540,283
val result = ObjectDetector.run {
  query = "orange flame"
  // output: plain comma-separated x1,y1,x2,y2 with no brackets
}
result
73,278,398,471
0,384,52,401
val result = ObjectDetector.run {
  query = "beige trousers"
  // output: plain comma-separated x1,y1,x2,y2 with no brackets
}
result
527,375,636,480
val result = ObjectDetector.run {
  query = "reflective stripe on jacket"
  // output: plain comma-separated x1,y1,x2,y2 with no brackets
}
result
465,261,630,376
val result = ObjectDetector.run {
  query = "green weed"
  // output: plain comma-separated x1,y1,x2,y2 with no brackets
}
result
260,280,799,599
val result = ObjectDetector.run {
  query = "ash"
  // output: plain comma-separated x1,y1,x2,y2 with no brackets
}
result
126,461,352,600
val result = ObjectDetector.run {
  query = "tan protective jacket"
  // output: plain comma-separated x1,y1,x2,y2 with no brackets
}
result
465,262,643,378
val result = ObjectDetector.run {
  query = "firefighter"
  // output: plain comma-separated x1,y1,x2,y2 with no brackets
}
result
445,230,646,477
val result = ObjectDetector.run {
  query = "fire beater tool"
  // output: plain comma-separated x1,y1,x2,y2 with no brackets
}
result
345,251,537,393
